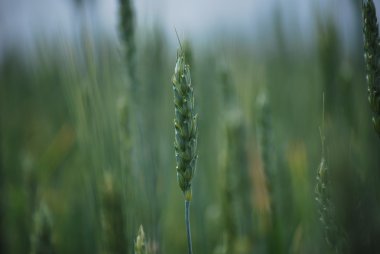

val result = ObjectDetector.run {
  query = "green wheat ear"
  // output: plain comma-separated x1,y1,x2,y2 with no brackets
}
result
172,49,198,201
172,45,198,254
134,225,147,254
315,140,343,253
315,95,345,253
362,0,380,135
30,202,55,254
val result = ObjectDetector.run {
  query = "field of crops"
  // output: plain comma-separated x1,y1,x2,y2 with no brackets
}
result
1,0,380,254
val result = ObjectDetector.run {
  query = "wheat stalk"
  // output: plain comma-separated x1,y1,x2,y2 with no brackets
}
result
362,0,380,135
219,66,254,253
119,0,138,92
219,66,239,253
256,91,284,254
256,92,274,195
172,44,198,254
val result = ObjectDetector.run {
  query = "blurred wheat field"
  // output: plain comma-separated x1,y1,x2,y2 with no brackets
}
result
1,0,380,254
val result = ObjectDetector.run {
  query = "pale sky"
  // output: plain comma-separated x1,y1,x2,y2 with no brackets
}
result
0,0,371,58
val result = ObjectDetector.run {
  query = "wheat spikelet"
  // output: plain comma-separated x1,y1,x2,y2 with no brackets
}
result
183,40,194,77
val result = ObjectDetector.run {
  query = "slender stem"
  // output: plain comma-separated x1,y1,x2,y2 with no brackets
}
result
185,200,193,254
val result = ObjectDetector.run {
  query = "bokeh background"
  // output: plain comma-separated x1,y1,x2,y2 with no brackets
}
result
1,0,380,253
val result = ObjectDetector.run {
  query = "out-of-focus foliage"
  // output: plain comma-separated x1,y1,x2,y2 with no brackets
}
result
1,1,380,254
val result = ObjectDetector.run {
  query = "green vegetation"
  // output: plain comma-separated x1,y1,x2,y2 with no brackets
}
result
1,1,380,254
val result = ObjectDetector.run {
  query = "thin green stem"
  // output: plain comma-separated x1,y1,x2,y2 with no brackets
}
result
185,200,193,254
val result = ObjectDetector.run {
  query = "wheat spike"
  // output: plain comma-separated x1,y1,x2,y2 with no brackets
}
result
134,225,147,254
172,45,198,254
315,95,345,253
362,0,380,135
172,48,198,201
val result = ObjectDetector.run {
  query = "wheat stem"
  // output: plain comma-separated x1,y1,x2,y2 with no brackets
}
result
185,200,193,254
